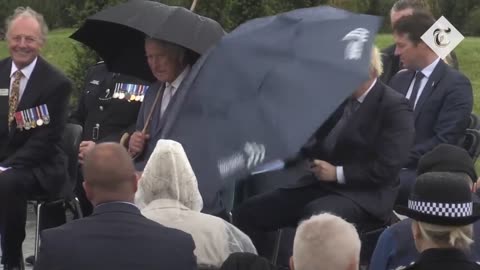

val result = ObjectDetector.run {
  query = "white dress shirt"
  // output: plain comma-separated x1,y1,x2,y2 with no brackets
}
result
9,57,38,102
336,78,377,184
160,66,191,116
405,58,440,109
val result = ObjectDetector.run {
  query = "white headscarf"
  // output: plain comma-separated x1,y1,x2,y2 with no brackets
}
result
135,139,203,211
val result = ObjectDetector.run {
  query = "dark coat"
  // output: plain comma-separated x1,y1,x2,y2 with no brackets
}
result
34,202,197,270
0,56,72,196
402,248,480,270
389,60,473,168
294,80,415,222
69,62,146,142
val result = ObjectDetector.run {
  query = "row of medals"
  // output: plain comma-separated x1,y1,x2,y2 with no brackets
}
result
112,83,148,102
15,104,50,130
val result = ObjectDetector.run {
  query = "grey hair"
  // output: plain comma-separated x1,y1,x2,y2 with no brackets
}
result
5,6,49,43
391,0,430,13
145,37,188,67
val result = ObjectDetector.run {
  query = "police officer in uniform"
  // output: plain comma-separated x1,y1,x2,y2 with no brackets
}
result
69,61,148,215
394,172,480,270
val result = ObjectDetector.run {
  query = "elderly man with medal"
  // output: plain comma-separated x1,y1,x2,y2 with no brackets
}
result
0,7,72,269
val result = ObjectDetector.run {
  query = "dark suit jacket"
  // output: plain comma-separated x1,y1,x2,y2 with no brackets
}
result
69,62,144,142
0,57,72,196
296,80,415,222
389,60,473,168
34,202,197,270
403,248,480,270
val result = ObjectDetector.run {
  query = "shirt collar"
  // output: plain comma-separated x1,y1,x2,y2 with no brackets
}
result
166,65,191,91
10,57,38,80
357,78,377,103
419,57,440,79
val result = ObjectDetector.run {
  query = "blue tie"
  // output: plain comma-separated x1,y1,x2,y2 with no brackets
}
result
409,71,425,109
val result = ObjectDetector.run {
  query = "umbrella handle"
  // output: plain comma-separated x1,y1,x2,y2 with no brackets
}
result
142,85,163,134
190,0,199,11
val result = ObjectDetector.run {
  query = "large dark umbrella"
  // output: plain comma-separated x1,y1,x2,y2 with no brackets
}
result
160,6,382,209
70,0,224,81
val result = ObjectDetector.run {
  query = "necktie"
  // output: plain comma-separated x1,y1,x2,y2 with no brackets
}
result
160,84,175,116
323,98,360,154
8,70,23,129
408,71,425,109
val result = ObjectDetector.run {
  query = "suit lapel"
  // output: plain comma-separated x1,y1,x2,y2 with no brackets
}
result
0,59,12,137
414,60,446,119
398,71,415,96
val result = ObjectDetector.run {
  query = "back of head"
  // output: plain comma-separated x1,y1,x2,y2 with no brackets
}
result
83,143,137,205
417,144,477,183
392,11,435,46
292,213,360,270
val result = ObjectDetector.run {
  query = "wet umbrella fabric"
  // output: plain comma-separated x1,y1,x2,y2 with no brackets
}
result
70,0,224,81
161,6,382,207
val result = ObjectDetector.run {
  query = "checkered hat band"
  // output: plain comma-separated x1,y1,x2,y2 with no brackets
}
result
408,200,473,217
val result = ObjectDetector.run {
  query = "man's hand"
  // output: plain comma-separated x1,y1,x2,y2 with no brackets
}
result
309,160,337,182
128,131,150,157
78,141,96,164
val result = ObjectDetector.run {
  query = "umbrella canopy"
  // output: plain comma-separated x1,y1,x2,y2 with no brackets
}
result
70,0,225,81
162,6,382,199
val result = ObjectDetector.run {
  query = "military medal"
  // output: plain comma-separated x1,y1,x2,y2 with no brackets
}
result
35,106,43,126
41,104,50,125
29,109,36,129
113,83,120,99
15,111,24,130
135,85,142,101
23,111,31,130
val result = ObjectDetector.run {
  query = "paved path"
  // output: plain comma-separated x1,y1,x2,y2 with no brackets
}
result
0,205,38,270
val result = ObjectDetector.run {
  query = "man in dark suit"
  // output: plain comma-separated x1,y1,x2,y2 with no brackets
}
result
380,0,458,84
34,143,197,270
233,47,415,257
0,7,72,270
388,12,473,205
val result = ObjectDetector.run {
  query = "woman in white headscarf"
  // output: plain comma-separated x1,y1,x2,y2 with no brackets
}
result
135,139,257,268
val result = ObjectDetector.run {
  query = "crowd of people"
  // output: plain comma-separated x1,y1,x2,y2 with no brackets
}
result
0,0,478,269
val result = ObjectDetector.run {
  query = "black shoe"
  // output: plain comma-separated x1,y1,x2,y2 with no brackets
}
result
25,255,35,265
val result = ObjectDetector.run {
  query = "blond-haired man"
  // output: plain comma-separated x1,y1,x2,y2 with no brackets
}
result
291,213,361,270
234,47,415,257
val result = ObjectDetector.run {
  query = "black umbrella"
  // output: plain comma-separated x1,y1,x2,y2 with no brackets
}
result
161,6,382,207
70,0,225,81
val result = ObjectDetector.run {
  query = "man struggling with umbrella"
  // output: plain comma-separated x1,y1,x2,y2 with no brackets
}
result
127,38,197,170
233,47,415,257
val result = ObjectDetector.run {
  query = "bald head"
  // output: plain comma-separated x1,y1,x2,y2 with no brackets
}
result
82,143,137,205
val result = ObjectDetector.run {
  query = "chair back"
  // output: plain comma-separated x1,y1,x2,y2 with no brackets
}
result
462,128,480,163
60,123,83,197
